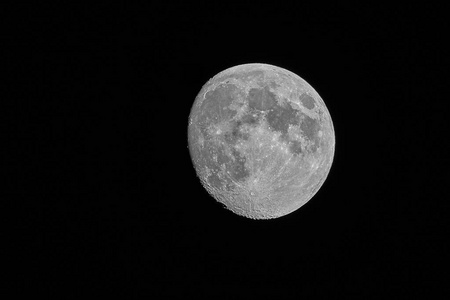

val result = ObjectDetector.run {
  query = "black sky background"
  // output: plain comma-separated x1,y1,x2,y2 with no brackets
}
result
4,2,448,297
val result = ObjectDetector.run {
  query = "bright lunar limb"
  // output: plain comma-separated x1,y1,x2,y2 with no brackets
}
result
188,63,335,219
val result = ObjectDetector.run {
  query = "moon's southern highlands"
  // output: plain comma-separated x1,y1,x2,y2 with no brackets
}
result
188,63,335,219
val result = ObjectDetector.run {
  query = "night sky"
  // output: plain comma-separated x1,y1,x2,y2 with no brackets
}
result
4,2,447,298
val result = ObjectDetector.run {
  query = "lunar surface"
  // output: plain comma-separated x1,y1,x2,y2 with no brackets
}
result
188,63,335,219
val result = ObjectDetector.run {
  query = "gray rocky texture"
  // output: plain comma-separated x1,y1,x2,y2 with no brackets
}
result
188,63,335,219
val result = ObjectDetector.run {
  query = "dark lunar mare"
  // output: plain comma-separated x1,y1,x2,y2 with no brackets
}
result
299,93,315,110
247,86,277,111
244,85,321,157
289,140,303,155
195,79,322,188
189,64,334,219
300,114,320,152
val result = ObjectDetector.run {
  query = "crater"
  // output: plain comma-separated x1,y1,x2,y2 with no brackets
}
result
299,93,315,110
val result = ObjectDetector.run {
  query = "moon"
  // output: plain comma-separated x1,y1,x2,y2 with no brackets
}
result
188,63,335,219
